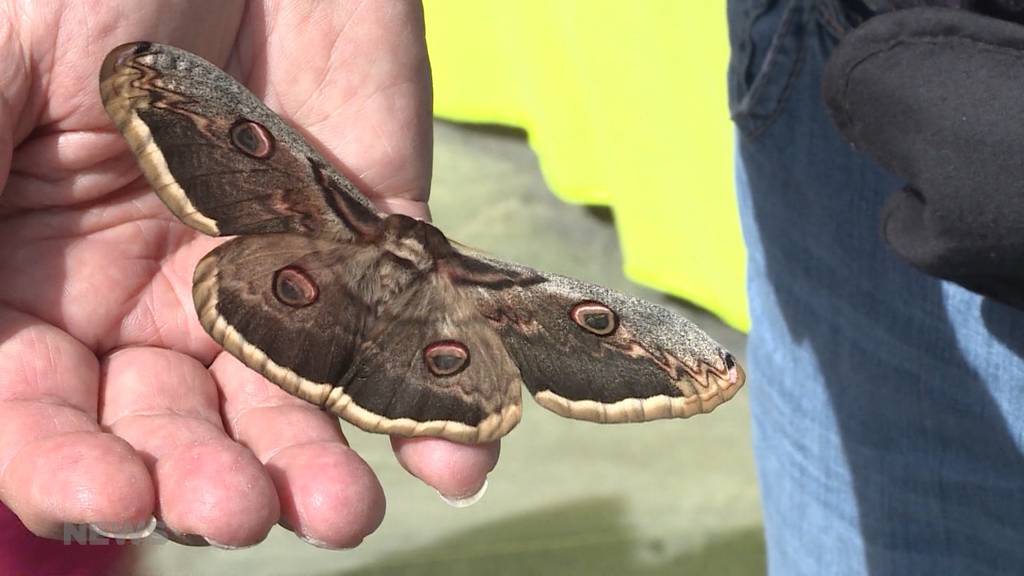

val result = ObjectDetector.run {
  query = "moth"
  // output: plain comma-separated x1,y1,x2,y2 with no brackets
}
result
99,42,744,444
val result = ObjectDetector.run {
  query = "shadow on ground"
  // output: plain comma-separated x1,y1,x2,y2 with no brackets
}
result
340,498,765,576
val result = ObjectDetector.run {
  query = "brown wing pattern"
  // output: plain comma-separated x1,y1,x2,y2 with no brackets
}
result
100,41,745,444
462,256,744,424
100,42,380,239
193,234,381,406
195,234,522,444
334,274,524,443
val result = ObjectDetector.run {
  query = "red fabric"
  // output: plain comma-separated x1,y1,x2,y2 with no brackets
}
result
0,504,131,576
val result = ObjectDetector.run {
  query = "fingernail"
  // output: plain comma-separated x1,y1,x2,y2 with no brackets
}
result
205,537,255,551
286,522,361,550
90,516,157,540
438,478,488,508
298,533,339,549
152,520,208,547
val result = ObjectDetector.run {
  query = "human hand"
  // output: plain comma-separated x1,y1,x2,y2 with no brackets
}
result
823,5,1024,309
0,0,498,549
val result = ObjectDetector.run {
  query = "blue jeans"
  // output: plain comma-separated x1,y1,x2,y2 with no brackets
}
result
727,1,1024,574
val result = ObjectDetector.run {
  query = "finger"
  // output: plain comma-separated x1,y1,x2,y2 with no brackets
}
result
391,437,499,505
239,0,433,203
100,347,278,547
0,308,153,537
213,354,385,549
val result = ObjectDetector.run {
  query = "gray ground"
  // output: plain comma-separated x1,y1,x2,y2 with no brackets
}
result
138,121,763,576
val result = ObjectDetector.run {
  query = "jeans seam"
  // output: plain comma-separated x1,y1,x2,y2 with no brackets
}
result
743,2,798,108
733,0,772,105
737,1,809,139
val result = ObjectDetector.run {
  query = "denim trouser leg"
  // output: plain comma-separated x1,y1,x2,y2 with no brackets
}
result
727,1,1024,574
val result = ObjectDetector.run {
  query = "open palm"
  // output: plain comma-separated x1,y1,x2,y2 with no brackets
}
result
0,0,498,549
